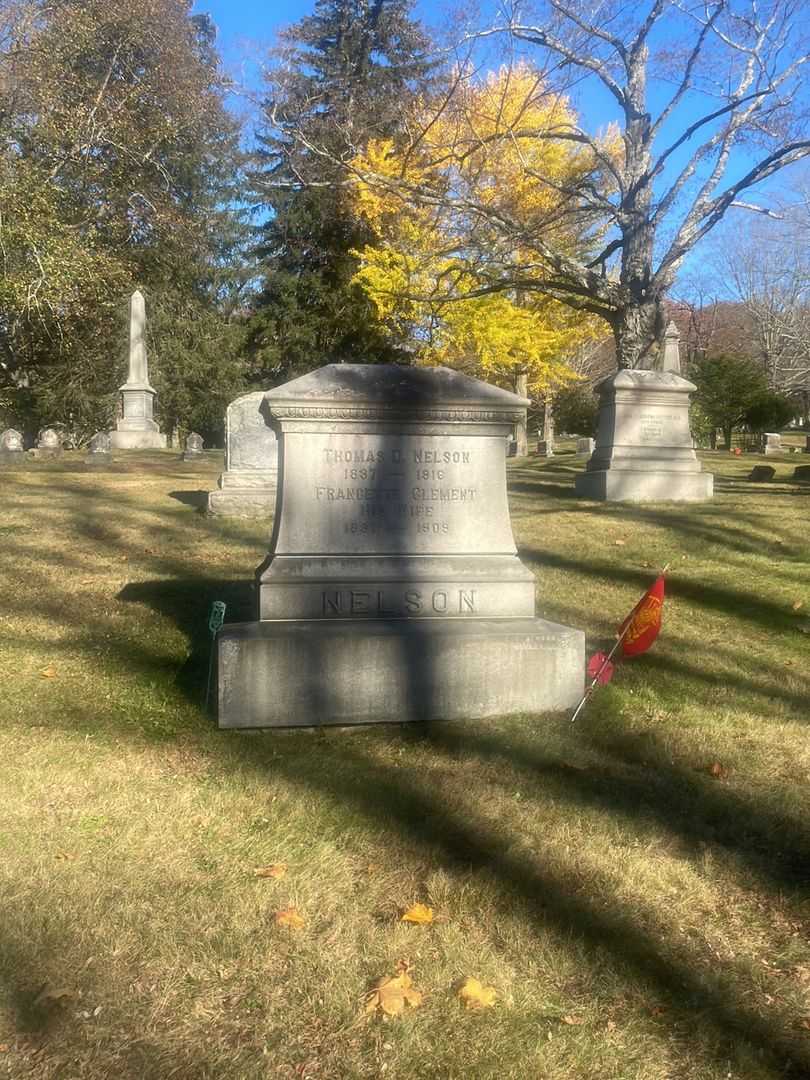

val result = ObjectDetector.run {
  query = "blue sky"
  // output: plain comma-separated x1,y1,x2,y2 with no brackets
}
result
195,0,805,296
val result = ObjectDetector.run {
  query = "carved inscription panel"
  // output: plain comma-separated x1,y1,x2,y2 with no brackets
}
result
275,432,516,555
619,408,691,446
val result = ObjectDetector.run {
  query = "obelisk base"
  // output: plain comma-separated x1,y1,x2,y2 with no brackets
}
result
576,468,713,503
217,617,584,728
110,429,167,449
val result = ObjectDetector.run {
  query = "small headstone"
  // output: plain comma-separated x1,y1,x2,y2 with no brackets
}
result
36,427,62,458
536,439,554,457
85,431,113,466
763,432,782,455
0,428,25,465
577,437,595,455
748,465,775,482
792,464,810,482
207,392,278,517
217,363,584,728
182,432,204,461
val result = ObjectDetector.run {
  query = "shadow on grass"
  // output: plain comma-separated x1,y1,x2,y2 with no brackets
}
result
168,489,209,511
218,726,810,1077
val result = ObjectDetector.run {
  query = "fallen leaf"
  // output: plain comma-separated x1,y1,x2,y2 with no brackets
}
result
801,1017,810,1031
400,903,434,925
254,864,286,879
649,1005,667,1017
365,967,423,1017
614,539,626,546
55,852,73,861
39,666,57,679
792,600,804,611
274,907,305,930
0,1044,9,1052
458,977,497,1009
708,762,725,778
561,1014,584,1025
33,986,72,1007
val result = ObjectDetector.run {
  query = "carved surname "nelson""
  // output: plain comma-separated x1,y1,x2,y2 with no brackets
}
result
413,449,471,463
322,588,478,616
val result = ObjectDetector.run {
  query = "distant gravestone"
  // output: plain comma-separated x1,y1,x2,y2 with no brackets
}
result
763,432,782,455
536,439,554,457
749,465,776,482
792,464,810,482
577,437,595,455
217,363,584,729
575,370,713,503
0,428,24,465
36,428,61,458
85,431,112,466
207,392,278,517
804,435,810,453
182,432,204,461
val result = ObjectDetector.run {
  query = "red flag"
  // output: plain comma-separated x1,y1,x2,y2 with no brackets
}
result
587,651,615,685
618,575,665,658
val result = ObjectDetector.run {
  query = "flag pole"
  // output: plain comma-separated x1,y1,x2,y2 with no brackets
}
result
570,563,671,723
570,622,632,722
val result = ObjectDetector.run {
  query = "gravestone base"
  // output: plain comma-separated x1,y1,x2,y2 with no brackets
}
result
576,468,714,503
218,617,584,728
182,451,205,463
207,488,277,517
85,452,113,468
0,451,26,467
109,429,167,450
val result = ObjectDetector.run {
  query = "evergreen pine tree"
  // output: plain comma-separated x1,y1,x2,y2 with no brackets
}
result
249,0,433,382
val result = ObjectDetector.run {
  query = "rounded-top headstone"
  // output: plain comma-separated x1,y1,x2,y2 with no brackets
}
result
88,431,112,453
186,432,204,452
38,427,60,449
1,428,23,452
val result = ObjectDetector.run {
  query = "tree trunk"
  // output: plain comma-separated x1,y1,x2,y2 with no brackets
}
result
543,395,555,455
514,369,528,456
709,429,717,450
612,299,664,370
722,423,732,451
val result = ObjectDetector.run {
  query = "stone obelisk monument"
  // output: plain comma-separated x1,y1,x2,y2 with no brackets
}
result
110,290,167,449
575,320,713,503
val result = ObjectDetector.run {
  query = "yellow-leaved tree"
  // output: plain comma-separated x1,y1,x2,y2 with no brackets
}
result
350,63,615,423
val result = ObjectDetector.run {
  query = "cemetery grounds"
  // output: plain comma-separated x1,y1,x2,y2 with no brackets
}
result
0,444,808,1080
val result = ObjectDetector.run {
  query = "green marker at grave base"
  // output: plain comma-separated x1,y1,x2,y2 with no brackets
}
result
208,600,226,637
206,601,227,709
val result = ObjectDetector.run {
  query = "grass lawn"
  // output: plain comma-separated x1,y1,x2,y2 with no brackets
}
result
0,448,808,1079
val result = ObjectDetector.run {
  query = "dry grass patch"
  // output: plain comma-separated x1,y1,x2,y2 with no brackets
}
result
0,450,808,1079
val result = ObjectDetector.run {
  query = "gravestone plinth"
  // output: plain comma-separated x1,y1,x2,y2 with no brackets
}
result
763,432,782,456
110,290,166,449
207,392,278,517
85,431,113,466
576,437,595,455
218,364,584,728
0,428,25,465
575,371,713,502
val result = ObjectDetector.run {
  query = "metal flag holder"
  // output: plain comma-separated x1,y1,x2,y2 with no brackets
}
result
205,600,227,710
